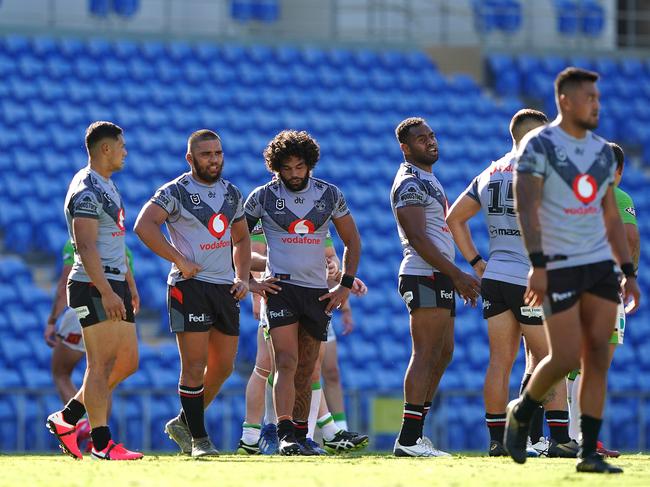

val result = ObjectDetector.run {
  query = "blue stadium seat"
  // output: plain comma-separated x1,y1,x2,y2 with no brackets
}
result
113,0,140,17
580,0,605,36
89,0,110,16
554,0,579,35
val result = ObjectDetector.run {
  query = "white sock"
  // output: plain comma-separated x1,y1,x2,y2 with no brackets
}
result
241,423,261,444
264,377,277,425
335,420,348,431
317,413,341,441
567,375,581,441
308,382,322,439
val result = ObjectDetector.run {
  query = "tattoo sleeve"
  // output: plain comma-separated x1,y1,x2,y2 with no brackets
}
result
292,327,322,421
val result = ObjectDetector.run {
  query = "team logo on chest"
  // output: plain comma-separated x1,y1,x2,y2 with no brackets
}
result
208,213,229,239
190,194,201,205
572,174,597,204
289,219,315,235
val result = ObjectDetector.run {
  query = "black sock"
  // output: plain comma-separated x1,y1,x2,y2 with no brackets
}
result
421,401,432,438
398,403,424,446
91,426,111,452
293,420,308,442
546,410,571,443
513,393,542,423
519,373,532,396
580,414,602,457
179,409,188,425
179,384,207,439
277,419,295,442
529,406,544,442
61,399,86,426
485,413,506,443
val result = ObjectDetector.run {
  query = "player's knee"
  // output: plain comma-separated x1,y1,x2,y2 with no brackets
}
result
439,343,454,368
181,360,208,383
322,363,340,385
275,352,298,374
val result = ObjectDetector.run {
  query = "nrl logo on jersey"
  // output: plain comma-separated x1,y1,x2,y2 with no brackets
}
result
276,199,285,210
190,194,201,205
554,146,568,165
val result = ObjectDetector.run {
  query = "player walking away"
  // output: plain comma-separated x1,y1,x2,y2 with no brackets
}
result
44,239,136,452
135,130,275,458
391,118,481,457
47,121,142,461
566,142,640,458
505,68,640,474
244,130,361,455
447,109,577,458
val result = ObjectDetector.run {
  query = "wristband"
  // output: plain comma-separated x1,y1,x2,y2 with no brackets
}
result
529,252,547,268
621,262,636,278
340,274,355,289
469,255,483,267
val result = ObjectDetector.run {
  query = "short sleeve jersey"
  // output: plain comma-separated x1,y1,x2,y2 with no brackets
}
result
244,177,349,288
150,172,245,286
615,187,637,226
64,167,127,282
515,120,616,270
463,150,529,286
63,239,135,275
390,162,454,276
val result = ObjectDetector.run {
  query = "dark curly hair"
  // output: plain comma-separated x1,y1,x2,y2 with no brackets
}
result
395,117,426,144
263,130,320,173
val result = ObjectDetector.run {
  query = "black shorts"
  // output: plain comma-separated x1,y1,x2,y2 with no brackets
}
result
481,278,543,325
67,279,135,328
544,260,620,316
265,283,331,342
398,274,456,316
167,279,240,335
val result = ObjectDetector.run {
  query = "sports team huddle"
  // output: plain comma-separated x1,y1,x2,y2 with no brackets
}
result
45,66,640,474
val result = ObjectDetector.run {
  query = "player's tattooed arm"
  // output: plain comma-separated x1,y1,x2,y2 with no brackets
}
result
513,172,543,254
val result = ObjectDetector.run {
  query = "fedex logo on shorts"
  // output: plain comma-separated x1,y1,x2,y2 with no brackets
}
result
189,313,210,323
269,309,292,319
551,291,575,302
440,290,454,299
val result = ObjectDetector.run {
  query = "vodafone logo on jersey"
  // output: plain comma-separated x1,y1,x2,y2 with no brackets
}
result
112,208,126,237
208,213,229,239
572,174,597,204
288,219,315,235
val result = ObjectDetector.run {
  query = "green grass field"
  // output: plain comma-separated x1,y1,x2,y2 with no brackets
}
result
2,453,649,487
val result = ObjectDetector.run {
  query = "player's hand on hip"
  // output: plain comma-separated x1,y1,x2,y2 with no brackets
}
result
622,276,641,314
524,267,547,307
177,257,201,279
102,290,127,321
319,285,351,314
326,257,339,280
230,278,249,300
250,276,282,299
452,270,481,307
44,323,57,347
351,277,367,296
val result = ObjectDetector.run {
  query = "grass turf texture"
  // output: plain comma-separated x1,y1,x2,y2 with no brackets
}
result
1,453,649,486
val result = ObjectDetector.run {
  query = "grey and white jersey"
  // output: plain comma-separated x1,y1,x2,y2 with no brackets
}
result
515,119,616,270
244,177,349,289
150,172,245,286
390,162,455,276
64,167,127,282
464,149,529,286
